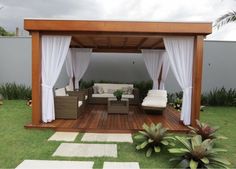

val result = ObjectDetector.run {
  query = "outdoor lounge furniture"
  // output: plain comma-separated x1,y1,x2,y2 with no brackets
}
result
54,88,85,119
142,90,167,112
88,83,140,105
107,98,129,114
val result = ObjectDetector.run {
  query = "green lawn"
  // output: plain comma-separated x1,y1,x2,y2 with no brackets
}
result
0,100,235,168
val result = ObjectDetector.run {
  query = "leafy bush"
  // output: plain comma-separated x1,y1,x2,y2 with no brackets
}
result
169,135,230,169
168,91,183,110
134,123,175,157
188,120,227,140
0,83,31,100
133,80,153,101
201,87,236,106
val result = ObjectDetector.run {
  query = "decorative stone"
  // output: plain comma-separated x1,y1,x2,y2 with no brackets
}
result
48,132,79,142
15,160,94,169
53,143,117,157
82,133,133,143
103,162,140,169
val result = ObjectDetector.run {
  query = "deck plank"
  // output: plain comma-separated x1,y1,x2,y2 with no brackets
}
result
25,105,188,133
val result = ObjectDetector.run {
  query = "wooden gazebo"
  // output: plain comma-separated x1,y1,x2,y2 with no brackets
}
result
24,19,212,131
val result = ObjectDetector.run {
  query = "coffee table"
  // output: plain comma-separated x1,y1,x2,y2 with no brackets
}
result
107,98,129,114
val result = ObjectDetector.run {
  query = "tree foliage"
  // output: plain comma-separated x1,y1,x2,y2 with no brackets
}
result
0,26,15,36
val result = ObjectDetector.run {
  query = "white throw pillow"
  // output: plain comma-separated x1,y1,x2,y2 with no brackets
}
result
55,88,67,96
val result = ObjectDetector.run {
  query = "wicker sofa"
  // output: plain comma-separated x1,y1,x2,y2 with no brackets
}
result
87,83,140,105
54,88,86,119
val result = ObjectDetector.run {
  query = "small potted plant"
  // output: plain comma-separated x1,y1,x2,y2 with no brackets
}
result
113,90,123,101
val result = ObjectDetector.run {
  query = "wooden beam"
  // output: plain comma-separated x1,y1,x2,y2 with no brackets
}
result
93,47,141,53
151,39,163,49
136,37,148,48
72,37,84,47
107,37,111,48
41,31,199,37
88,37,98,48
31,31,42,125
122,37,128,48
191,35,204,126
24,19,212,35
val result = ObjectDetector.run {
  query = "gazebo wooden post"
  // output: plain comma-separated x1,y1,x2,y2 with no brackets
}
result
191,35,204,127
31,31,42,125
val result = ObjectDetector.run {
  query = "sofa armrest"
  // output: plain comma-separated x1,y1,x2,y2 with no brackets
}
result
67,91,85,101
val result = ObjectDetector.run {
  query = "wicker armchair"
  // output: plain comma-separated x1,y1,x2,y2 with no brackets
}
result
54,90,86,119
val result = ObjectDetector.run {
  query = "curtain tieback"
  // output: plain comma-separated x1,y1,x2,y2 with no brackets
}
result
42,84,53,89
183,86,192,92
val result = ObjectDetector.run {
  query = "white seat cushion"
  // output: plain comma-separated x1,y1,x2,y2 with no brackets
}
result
55,88,68,96
94,83,133,93
142,95,167,108
78,101,83,107
148,90,167,97
92,93,134,99
142,98,167,108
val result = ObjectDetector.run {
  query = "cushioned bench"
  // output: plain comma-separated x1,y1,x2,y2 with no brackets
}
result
142,90,167,112
88,83,140,105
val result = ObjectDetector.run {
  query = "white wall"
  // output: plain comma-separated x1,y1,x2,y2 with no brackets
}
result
0,37,236,93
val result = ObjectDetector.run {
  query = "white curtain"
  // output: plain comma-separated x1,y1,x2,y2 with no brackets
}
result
73,48,92,89
163,36,194,125
160,52,170,90
41,35,71,123
142,50,165,89
65,49,74,91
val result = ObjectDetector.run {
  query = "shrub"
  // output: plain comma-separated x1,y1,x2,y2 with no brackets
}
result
201,87,236,106
188,120,227,140
0,83,31,100
169,135,230,169
167,91,183,110
134,123,175,157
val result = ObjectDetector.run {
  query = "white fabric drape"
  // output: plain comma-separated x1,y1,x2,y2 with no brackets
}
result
41,35,71,123
73,48,92,89
65,49,74,91
160,52,170,90
163,36,194,125
142,50,165,89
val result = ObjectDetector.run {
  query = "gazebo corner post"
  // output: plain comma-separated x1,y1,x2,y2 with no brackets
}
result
31,31,42,125
191,35,204,127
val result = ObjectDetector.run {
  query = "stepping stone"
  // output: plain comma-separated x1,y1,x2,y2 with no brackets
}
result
53,143,117,157
48,132,78,142
16,160,94,169
82,133,133,143
103,162,140,169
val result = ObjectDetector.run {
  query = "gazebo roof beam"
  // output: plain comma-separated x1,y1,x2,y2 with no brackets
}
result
151,39,163,49
72,37,84,47
136,38,148,48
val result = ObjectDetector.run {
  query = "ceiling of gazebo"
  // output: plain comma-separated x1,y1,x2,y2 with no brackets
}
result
70,35,164,53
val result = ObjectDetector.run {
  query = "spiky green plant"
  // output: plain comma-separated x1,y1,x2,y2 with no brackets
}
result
169,135,230,169
134,123,175,157
188,120,227,140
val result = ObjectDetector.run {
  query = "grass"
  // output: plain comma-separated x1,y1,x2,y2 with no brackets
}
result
0,100,236,168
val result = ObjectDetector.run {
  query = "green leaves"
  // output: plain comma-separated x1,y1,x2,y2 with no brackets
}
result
190,159,198,169
168,135,230,169
134,123,175,157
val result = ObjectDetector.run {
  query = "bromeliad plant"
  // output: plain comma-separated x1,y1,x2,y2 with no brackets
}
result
188,120,227,140
168,135,230,169
134,123,175,157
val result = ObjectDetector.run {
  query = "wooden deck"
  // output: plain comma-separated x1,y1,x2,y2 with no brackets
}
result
25,105,188,133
